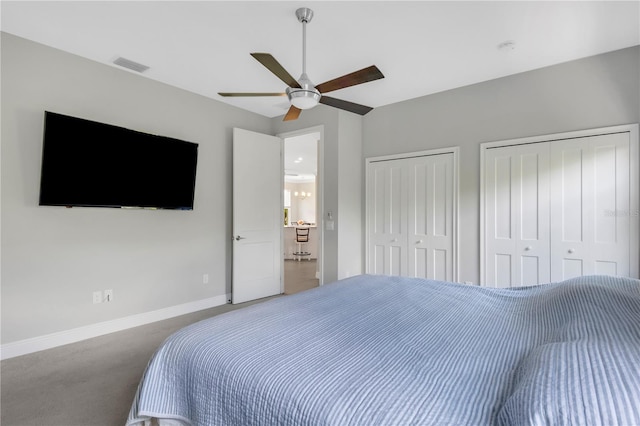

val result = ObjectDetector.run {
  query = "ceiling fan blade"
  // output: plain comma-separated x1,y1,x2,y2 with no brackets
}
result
315,65,384,94
250,53,301,88
283,106,302,121
319,96,373,115
218,92,286,97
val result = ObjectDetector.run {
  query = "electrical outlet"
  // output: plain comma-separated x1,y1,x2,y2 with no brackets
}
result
104,289,113,302
93,291,102,304
203,274,209,284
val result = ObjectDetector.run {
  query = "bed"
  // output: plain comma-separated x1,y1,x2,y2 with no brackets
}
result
127,274,640,425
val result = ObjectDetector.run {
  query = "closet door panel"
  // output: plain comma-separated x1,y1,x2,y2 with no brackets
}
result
493,155,513,241
389,246,404,276
550,133,630,280
594,261,617,276
555,147,584,243
408,153,454,280
521,256,540,286
518,151,550,286
367,160,408,276
494,254,513,287
485,152,515,286
372,244,385,274
485,144,549,287
594,145,618,244
592,140,630,269
550,143,587,281
432,249,448,281
562,258,584,279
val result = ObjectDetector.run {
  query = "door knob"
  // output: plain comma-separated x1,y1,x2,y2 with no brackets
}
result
391,238,398,243
416,239,424,244
568,248,575,254
234,235,246,241
524,246,532,251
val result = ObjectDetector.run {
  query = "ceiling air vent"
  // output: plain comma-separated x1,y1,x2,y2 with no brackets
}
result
113,57,149,73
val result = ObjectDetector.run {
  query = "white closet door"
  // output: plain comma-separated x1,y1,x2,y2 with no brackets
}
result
484,143,550,287
367,159,408,276
407,153,454,280
367,151,456,280
550,133,630,280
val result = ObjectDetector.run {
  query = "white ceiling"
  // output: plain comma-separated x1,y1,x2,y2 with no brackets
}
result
1,1,639,119
284,132,319,182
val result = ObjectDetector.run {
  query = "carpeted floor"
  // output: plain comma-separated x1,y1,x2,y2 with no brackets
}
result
1,260,318,426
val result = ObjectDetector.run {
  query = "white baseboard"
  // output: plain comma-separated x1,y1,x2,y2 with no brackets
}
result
0,294,230,360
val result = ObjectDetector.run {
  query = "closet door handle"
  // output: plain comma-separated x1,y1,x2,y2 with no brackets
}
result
234,235,246,241
524,246,532,251
391,238,398,243
568,248,575,254
416,239,424,244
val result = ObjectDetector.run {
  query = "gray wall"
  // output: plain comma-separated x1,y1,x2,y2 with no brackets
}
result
337,112,364,279
363,46,640,284
2,30,637,345
1,32,364,345
0,33,274,343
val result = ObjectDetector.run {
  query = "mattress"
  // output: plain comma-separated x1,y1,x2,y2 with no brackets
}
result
127,274,640,425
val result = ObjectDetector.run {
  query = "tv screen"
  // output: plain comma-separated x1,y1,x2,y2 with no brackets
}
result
39,111,198,210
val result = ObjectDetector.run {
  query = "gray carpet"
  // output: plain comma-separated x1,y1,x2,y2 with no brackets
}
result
1,261,318,426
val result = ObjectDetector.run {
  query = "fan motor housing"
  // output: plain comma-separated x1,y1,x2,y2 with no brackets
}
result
286,87,321,109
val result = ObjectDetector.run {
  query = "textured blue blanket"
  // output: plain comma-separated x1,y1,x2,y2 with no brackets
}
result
127,275,640,425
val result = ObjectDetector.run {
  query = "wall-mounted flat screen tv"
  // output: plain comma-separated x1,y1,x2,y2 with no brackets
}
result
39,111,198,210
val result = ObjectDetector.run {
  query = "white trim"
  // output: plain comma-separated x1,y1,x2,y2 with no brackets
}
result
365,147,460,282
479,144,487,287
0,294,230,360
630,125,639,279
366,147,457,164
480,124,639,285
480,124,638,150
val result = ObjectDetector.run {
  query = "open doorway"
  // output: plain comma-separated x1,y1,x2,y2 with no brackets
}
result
283,131,320,294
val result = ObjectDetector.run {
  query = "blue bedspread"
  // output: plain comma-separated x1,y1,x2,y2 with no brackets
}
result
127,275,640,425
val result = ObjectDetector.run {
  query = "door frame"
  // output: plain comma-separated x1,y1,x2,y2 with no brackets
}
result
480,124,639,286
277,125,325,286
365,147,460,281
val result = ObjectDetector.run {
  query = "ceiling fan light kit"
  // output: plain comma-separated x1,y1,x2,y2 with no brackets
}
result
218,7,384,121
286,75,321,110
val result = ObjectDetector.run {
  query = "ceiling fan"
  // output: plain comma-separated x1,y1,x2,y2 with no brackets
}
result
218,7,385,121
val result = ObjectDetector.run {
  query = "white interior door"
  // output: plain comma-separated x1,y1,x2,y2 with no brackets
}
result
482,125,638,287
367,159,408,275
484,143,550,287
549,133,630,280
366,150,457,280
232,128,282,304
407,153,455,281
